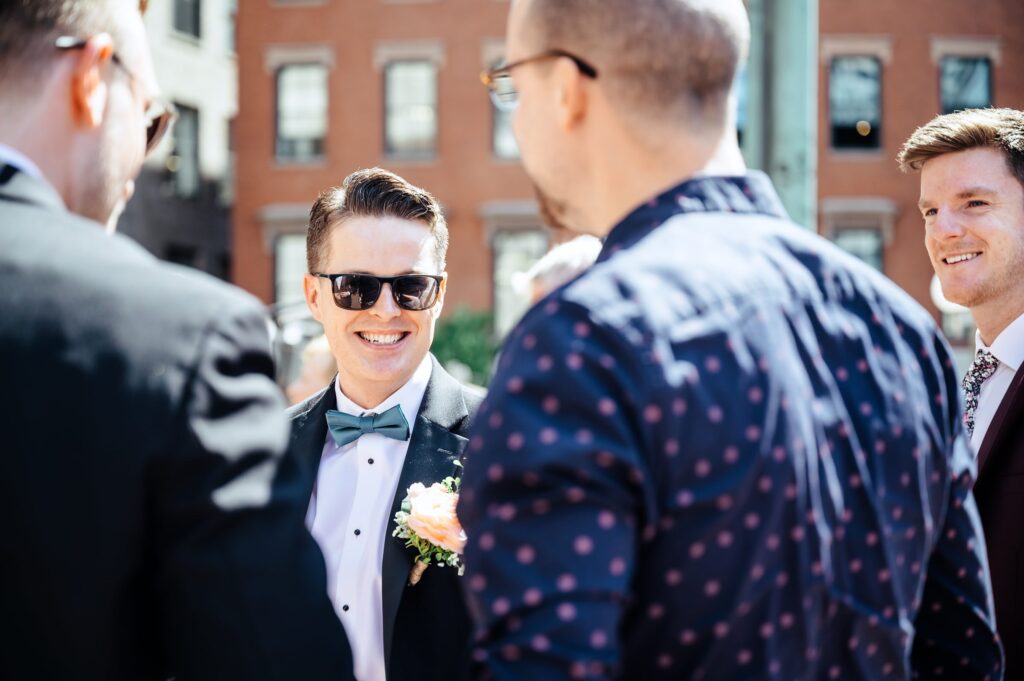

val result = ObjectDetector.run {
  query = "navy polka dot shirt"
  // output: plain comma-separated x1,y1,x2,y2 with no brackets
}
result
458,173,1002,680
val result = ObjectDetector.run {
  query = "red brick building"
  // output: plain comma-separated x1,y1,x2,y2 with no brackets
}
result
233,0,539,336
233,0,1024,350
817,0,1024,352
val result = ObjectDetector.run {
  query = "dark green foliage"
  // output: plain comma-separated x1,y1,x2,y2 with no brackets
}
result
432,307,497,387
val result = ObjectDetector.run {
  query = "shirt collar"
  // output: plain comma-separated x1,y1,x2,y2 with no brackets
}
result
334,354,434,425
976,311,1024,372
597,171,789,264
0,144,47,184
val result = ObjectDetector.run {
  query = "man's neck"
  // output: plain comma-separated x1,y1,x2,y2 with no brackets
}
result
585,132,746,237
975,298,1024,347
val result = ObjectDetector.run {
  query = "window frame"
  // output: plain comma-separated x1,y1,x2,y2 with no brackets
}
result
172,0,202,40
827,54,883,152
273,61,329,165
938,55,993,115
382,59,439,161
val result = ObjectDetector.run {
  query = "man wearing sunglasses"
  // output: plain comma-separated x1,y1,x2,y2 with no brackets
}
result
289,168,482,681
460,0,1002,679
0,2,352,679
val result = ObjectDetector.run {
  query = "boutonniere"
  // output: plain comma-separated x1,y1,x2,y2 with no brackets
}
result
392,462,466,586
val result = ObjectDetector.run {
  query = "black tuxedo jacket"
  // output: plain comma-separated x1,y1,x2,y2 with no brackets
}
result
0,165,353,680
287,357,482,681
975,362,1024,680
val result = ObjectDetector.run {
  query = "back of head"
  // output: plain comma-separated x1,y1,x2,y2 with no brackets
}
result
898,107,1024,186
306,167,449,273
525,0,749,129
0,0,146,94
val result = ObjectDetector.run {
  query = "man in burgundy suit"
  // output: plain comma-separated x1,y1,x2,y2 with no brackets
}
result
901,107,1024,679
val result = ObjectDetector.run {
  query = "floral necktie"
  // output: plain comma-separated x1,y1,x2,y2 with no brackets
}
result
962,349,1000,438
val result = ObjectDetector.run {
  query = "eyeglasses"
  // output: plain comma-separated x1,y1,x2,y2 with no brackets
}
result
314,273,445,311
481,49,599,113
55,36,176,155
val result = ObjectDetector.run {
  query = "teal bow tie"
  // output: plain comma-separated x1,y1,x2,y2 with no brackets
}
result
325,405,410,447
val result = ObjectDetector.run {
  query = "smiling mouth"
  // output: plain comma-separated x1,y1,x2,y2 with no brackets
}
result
357,332,409,346
943,252,981,265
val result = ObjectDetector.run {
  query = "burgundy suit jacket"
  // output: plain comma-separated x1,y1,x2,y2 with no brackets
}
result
975,362,1024,680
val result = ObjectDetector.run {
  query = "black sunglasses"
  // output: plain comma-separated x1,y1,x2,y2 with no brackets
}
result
55,36,176,154
314,273,444,311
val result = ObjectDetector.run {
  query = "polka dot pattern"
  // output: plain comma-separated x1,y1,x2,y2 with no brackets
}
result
457,174,1000,679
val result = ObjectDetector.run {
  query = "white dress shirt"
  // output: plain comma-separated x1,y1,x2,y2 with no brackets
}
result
307,356,432,681
969,312,1024,453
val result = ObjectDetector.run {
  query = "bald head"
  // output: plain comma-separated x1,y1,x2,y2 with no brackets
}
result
520,0,748,127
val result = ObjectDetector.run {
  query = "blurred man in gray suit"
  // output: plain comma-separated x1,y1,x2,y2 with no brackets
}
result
0,2,353,679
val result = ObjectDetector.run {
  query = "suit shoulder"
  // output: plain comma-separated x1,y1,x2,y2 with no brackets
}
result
461,383,485,417
286,384,332,422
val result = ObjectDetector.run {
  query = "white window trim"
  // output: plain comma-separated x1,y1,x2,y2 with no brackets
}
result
820,35,892,65
264,44,335,74
820,197,899,247
260,203,309,252
930,36,1001,66
374,40,445,71
480,200,544,244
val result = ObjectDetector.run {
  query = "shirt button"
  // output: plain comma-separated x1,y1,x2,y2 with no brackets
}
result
354,529,361,536
342,604,350,612
368,458,375,465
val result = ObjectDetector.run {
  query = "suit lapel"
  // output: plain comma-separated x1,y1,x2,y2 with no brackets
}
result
978,363,1024,480
288,381,337,503
381,358,470,671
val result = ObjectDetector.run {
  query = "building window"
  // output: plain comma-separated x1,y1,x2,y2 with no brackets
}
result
486,56,518,159
833,227,883,272
275,234,308,306
940,56,991,114
492,229,549,336
275,63,328,163
493,104,519,160
173,0,201,39
733,64,748,146
384,60,438,158
829,56,881,150
226,0,237,53
170,103,200,198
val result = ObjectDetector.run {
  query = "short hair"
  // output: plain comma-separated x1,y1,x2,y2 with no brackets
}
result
306,168,449,273
898,108,1024,187
525,0,749,125
0,1,147,88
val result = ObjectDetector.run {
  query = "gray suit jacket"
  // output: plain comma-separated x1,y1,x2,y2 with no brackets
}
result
287,356,482,681
0,165,353,681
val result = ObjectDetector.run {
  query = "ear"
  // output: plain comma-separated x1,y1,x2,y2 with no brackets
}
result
555,57,588,132
303,273,325,323
69,33,116,132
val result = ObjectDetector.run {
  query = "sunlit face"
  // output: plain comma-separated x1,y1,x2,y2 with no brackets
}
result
919,146,1024,314
304,216,446,408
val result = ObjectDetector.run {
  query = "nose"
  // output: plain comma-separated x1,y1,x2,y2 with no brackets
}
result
929,208,966,240
369,283,402,320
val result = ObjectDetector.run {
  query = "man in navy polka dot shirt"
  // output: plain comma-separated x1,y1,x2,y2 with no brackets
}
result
462,0,1002,679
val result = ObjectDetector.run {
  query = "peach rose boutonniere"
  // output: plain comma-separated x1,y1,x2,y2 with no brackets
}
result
392,465,466,585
